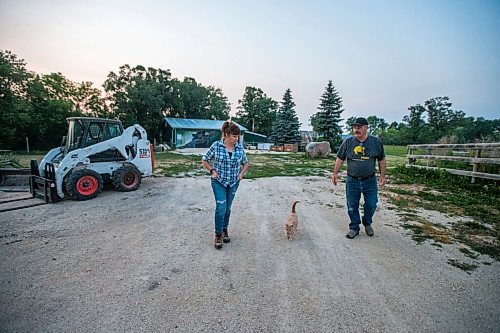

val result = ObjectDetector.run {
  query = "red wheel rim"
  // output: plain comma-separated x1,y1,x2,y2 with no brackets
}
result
123,172,138,187
76,175,98,195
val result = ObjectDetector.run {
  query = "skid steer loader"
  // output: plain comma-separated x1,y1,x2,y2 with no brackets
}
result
30,117,154,201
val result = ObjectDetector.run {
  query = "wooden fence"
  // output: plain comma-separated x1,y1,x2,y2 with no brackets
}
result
406,143,500,183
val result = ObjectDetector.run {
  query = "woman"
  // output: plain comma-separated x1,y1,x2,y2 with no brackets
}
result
201,120,249,249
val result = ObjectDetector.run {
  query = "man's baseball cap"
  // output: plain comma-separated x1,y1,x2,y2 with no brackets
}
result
352,117,368,126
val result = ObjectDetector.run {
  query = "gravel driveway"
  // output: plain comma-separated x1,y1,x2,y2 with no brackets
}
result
1,176,499,332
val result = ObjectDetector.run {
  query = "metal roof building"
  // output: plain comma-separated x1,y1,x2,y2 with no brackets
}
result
165,118,248,131
244,131,268,144
164,118,248,149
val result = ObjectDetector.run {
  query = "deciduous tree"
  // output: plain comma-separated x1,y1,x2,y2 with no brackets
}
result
104,65,173,141
236,86,277,136
0,50,32,149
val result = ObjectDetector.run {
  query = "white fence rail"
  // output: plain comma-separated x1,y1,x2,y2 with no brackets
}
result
406,143,500,183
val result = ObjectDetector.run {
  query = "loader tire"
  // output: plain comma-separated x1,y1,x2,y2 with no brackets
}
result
66,169,103,201
112,165,141,192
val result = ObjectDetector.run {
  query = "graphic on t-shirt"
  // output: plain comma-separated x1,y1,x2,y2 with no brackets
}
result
353,145,370,160
354,145,365,155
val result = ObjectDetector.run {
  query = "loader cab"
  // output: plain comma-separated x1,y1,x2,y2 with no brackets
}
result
64,117,124,155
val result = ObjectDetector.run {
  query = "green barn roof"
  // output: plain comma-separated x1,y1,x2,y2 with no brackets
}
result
165,118,248,131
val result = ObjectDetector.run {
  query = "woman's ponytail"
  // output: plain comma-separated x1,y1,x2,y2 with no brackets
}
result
221,119,240,138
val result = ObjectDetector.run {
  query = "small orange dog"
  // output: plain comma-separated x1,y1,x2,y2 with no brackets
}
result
285,200,300,241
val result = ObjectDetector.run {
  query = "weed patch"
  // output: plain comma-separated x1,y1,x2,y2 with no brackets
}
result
401,221,453,245
459,248,479,259
389,165,500,263
402,223,433,244
447,259,478,273
386,194,419,211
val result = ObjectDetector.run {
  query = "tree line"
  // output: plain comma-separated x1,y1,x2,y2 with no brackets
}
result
1,50,230,150
1,49,498,151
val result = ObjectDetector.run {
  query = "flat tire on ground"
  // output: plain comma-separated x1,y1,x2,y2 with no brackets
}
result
66,169,103,201
112,164,142,192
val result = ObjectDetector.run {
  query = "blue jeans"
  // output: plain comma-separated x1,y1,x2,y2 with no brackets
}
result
210,178,240,234
345,175,378,231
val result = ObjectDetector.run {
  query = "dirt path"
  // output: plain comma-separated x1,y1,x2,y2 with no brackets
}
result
1,176,499,332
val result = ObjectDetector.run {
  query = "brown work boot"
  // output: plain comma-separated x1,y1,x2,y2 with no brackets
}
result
222,228,230,243
214,233,223,249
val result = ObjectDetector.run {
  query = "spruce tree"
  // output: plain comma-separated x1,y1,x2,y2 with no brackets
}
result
310,80,344,150
271,88,301,145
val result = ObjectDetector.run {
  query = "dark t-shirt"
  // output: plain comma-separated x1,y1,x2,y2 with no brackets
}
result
336,135,385,178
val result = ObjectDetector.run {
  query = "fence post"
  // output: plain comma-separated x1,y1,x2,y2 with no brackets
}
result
26,137,30,154
471,149,481,183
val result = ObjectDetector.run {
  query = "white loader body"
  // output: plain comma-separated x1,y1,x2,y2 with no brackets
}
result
36,118,154,200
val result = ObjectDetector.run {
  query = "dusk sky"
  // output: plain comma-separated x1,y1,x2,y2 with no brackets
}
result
1,0,499,130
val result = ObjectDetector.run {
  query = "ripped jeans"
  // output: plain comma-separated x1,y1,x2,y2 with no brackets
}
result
210,178,240,234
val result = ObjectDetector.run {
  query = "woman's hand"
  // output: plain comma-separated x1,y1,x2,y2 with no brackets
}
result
239,163,249,180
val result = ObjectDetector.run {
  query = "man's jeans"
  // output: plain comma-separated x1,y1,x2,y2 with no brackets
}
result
345,175,378,231
211,178,240,234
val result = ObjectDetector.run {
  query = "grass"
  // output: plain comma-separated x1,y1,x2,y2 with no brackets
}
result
408,146,500,174
153,153,205,177
459,247,479,259
401,220,453,245
385,165,499,262
154,148,499,265
447,259,479,274
389,166,499,224
244,153,335,178
401,223,434,244
154,151,339,178
0,152,45,168
384,145,408,174
5,146,499,264
384,145,408,156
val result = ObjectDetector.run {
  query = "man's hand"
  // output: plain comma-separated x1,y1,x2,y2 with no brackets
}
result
332,158,344,186
332,173,338,186
378,159,387,187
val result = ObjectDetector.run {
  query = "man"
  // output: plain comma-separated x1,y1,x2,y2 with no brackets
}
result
332,117,386,239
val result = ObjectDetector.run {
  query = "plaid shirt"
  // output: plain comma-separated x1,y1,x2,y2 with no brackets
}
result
202,140,249,187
